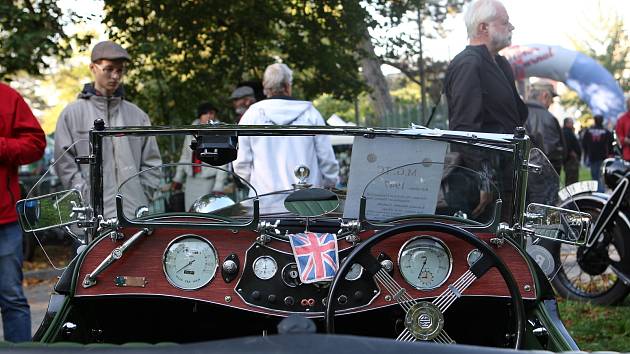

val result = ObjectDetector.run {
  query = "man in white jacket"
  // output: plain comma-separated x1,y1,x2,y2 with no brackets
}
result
234,63,339,197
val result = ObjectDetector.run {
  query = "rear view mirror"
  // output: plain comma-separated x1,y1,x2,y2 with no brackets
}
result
524,203,591,245
284,188,339,217
16,189,83,232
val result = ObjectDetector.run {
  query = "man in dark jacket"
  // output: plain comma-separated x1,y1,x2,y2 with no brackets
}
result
444,0,528,134
563,117,582,185
444,0,527,222
525,81,565,174
0,83,46,341
582,115,613,192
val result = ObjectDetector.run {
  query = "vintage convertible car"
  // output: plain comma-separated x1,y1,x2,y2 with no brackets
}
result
13,122,592,352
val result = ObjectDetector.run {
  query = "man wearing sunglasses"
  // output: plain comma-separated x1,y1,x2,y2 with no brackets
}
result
54,41,162,218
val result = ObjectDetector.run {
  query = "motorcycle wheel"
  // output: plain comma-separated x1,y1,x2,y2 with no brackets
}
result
547,200,630,305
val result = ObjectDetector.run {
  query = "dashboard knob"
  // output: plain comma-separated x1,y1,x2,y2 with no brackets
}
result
251,291,261,300
380,259,394,272
337,295,348,304
222,260,238,274
353,291,363,300
268,294,277,303
284,296,295,306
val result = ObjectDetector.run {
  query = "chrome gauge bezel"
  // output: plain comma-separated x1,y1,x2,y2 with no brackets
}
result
162,234,219,291
397,235,453,291
341,257,364,281
252,255,278,280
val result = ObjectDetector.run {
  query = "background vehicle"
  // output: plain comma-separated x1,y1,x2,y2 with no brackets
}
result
14,124,589,351
550,154,630,305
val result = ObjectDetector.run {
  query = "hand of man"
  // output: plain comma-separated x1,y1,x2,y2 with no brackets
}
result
624,136,630,145
472,191,493,218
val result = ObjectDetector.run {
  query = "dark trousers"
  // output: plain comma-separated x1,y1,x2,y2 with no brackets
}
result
564,156,580,186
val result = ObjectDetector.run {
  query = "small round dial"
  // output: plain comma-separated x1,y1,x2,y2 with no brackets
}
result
344,262,364,281
163,235,218,290
398,236,452,290
253,256,278,280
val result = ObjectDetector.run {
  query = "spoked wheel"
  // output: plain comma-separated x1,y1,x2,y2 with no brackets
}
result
325,222,525,349
548,202,630,305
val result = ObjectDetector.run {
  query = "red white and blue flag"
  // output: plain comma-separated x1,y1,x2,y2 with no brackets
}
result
288,232,339,284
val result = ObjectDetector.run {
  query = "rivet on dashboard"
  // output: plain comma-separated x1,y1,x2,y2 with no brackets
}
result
225,296,232,303
524,285,532,292
385,295,392,302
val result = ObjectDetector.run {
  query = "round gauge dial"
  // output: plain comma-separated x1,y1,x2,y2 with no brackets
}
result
398,236,452,290
163,235,218,290
341,257,364,281
281,263,301,287
253,256,278,280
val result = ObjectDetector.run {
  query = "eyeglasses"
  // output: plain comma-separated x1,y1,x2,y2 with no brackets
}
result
93,63,126,77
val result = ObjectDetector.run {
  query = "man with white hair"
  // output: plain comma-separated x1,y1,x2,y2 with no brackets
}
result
444,0,527,134
233,63,339,196
443,0,528,222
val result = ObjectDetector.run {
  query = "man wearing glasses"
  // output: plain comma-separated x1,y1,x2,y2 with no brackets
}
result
54,41,162,218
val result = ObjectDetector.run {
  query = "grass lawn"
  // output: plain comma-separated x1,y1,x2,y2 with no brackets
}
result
558,297,630,351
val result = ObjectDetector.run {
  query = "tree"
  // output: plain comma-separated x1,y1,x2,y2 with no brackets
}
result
0,1,88,80
102,0,369,125
359,0,468,121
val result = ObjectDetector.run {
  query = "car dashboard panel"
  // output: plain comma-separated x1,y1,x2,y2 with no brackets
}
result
74,226,537,317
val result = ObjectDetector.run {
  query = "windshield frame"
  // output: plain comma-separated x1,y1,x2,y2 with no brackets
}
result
86,125,529,237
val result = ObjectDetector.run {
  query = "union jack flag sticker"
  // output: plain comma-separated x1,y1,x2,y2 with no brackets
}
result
288,232,339,284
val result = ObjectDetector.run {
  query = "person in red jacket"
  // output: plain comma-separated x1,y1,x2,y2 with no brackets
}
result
615,96,630,161
0,83,46,341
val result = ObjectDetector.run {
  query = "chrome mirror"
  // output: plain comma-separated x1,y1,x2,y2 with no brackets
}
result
189,193,236,214
524,203,591,245
284,188,339,217
16,189,84,233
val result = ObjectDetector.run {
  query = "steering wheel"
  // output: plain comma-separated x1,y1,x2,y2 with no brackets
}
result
325,222,525,349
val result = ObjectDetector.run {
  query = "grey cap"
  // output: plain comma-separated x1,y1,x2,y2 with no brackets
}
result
91,41,131,62
229,86,255,100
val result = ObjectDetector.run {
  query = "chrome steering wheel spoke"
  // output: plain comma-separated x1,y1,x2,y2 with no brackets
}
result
373,268,417,311
396,328,417,342
433,330,456,344
432,269,477,313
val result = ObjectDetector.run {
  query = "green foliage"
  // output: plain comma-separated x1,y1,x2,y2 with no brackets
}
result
102,0,368,125
313,92,374,125
0,1,90,80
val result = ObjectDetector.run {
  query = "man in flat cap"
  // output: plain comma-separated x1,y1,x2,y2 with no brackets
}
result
54,40,162,218
525,81,565,206
230,85,257,123
525,81,566,174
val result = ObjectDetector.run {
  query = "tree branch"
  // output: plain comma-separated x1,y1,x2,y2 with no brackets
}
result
381,59,421,85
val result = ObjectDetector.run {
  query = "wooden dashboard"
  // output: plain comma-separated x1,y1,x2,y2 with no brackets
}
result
74,226,537,317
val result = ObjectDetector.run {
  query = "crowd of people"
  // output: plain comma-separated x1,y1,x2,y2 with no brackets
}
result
2,0,630,342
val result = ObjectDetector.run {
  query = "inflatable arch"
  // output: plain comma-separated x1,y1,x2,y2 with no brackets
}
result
501,44,625,123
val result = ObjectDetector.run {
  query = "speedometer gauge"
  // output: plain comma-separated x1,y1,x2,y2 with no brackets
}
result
163,235,218,290
398,236,452,290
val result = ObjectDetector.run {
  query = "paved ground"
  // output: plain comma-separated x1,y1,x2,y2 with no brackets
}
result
0,278,55,341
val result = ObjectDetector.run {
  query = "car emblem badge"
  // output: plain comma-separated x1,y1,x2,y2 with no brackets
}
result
405,301,444,341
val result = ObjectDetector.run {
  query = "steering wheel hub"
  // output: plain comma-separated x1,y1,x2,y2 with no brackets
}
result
404,301,444,341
